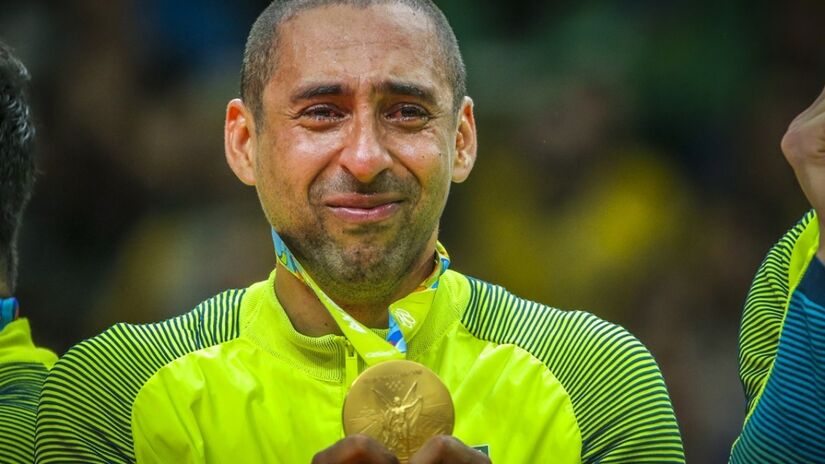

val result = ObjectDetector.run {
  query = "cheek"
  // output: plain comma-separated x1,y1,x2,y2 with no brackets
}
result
385,130,453,185
260,131,342,199
388,128,441,152
291,130,345,164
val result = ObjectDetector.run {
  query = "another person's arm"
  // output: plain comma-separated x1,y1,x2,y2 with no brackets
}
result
730,85,825,462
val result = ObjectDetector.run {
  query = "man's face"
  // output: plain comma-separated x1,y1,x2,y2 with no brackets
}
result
242,4,474,302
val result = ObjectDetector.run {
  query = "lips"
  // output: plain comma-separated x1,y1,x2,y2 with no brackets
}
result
324,193,404,224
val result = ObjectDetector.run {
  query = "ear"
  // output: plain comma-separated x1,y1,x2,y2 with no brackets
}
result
225,98,258,186
451,96,477,183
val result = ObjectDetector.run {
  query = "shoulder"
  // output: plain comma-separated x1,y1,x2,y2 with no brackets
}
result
36,288,246,463
0,361,50,464
0,318,56,463
738,211,817,409
460,274,642,360
742,209,816,323
458,274,684,463
48,287,246,384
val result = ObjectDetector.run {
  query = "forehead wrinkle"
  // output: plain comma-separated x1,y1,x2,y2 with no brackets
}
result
320,35,413,51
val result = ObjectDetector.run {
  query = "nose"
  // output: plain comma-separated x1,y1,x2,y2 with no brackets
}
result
338,111,392,184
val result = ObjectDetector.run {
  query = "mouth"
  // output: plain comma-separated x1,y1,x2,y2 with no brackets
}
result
323,193,405,224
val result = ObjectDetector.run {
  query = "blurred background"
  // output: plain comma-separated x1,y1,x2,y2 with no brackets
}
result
2,0,824,461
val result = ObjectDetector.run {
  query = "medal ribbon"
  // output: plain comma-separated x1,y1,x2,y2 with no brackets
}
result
0,297,20,331
271,229,449,366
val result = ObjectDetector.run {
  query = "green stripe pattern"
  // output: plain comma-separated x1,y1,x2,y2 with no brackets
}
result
736,211,814,416
730,211,825,462
35,289,245,463
0,362,50,463
462,277,685,463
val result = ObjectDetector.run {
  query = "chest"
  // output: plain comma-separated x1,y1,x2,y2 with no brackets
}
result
132,333,582,463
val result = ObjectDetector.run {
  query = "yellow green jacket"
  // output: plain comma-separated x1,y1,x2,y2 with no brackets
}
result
0,317,57,463
37,270,684,463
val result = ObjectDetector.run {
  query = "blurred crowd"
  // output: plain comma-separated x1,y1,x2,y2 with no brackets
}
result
1,0,823,461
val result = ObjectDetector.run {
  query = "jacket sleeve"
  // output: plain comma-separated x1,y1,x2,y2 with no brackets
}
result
35,325,144,463
567,314,685,463
462,277,685,463
0,319,57,463
730,211,825,462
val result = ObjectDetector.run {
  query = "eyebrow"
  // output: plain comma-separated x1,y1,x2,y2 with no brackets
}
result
288,80,439,106
290,83,350,103
377,81,438,106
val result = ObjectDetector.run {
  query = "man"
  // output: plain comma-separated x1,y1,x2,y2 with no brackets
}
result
729,88,825,462
35,1,686,462
0,41,58,463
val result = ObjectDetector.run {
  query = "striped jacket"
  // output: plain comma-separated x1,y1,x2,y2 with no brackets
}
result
731,211,825,463
36,267,684,462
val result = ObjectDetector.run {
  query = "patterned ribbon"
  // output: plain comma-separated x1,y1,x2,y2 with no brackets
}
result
0,297,20,331
271,229,449,365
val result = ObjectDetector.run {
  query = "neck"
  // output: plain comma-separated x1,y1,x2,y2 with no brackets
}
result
274,242,437,338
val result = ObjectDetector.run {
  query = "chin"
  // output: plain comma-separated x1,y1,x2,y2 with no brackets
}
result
325,240,406,282
339,242,394,266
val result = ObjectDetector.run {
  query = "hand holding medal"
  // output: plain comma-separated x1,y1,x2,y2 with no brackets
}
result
312,434,491,464
342,360,454,461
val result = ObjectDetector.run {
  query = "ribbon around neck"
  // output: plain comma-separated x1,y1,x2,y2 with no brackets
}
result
271,229,449,366
0,297,19,331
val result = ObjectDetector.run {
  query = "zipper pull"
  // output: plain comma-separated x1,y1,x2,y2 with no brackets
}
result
344,340,359,390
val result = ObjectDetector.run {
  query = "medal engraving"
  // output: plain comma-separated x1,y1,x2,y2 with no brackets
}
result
343,360,454,462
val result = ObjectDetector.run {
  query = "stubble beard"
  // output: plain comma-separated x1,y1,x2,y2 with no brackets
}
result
277,172,444,308
281,220,432,307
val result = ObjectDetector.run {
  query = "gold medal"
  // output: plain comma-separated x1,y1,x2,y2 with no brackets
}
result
342,360,454,462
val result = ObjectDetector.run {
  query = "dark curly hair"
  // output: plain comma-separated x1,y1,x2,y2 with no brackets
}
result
0,41,36,293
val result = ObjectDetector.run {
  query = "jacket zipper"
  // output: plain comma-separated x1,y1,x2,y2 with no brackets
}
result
343,339,358,391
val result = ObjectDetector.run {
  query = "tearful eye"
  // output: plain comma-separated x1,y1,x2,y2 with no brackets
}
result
386,104,431,127
297,104,347,130
303,105,343,121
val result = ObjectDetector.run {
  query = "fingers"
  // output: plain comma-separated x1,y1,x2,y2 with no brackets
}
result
408,435,491,464
781,109,825,166
312,434,400,464
780,83,825,263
